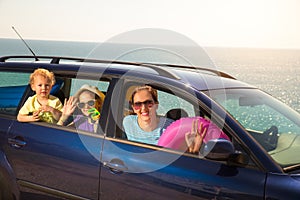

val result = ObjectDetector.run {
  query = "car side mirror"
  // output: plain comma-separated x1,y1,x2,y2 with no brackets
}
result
202,139,234,161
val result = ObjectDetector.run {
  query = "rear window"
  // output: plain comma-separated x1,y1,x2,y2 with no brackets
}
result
0,72,29,115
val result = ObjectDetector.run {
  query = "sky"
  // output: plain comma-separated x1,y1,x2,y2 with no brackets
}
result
0,0,300,49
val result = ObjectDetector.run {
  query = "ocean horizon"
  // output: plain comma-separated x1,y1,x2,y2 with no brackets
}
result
0,38,299,113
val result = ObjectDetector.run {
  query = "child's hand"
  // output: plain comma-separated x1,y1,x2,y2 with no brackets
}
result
32,110,41,121
40,105,54,113
185,119,207,153
62,97,77,116
88,108,100,122
57,97,77,125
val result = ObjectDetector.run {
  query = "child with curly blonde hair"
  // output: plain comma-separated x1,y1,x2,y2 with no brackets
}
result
17,68,63,123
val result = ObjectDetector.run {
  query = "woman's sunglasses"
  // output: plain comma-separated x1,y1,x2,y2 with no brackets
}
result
132,100,154,110
77,100,96,109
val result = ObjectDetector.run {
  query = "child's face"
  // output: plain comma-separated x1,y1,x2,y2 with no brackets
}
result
31,75,52,98
78,91,98,116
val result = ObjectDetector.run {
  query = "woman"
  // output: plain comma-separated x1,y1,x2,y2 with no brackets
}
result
123,85,174,145
58,84,105,133
123,85,207,153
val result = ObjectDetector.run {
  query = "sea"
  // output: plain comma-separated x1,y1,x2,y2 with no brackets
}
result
0,38,299,113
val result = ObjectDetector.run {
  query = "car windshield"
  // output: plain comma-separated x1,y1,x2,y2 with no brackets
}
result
208,88,300,168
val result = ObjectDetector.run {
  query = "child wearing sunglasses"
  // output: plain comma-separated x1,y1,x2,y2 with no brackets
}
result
122,85,174,145
17,68,63,123
58,84,105,133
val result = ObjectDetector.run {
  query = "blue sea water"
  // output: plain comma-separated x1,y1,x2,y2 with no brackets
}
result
0,38,299,113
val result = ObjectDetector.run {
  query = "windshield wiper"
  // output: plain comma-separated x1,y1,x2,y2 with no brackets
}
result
283,164,300,173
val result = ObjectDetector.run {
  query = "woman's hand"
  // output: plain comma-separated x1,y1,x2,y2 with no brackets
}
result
185,119,207,153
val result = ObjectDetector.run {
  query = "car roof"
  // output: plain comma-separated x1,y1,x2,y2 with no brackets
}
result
0,55,256,91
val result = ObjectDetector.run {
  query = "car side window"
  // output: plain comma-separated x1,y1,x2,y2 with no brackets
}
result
0,71,30,115
156,90,195,118
121,84,198,147
66,78,110,134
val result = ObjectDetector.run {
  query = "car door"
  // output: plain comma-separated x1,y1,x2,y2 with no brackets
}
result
100,139,266,200
7,122,103,199
99,80,267,199
4,77,111,199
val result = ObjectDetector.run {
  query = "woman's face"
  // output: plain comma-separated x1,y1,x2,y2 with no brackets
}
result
78,91,100,116
132,90,158,121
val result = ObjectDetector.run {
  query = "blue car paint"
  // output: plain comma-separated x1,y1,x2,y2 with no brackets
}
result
6,121,103,199
265,173,300,199
100,138,266,199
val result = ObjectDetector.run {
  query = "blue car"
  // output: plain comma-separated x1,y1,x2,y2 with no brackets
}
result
0,55,300,200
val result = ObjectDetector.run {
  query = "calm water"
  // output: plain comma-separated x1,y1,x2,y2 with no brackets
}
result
1,38,299,113
207,47,300,113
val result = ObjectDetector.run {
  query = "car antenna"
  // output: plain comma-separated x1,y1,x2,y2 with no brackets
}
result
12,26,39,61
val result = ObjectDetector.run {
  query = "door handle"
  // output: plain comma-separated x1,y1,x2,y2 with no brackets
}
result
8,137,26,148
103,158,128,174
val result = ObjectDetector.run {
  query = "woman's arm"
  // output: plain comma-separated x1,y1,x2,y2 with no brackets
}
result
185,119,207,153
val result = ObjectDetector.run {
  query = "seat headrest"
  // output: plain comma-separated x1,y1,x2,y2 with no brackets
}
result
166,108,188,120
